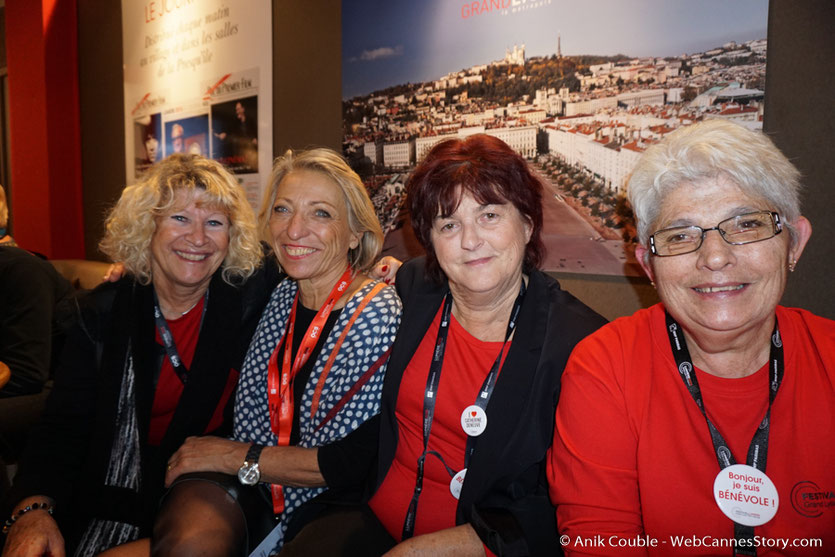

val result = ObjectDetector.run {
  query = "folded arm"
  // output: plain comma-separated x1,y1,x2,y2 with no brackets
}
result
166,413,383,488
164,435,325,488
547,337,646,556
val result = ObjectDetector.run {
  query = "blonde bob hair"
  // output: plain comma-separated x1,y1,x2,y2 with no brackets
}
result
628,119,803,248
100,153,262,285
258,148,383,271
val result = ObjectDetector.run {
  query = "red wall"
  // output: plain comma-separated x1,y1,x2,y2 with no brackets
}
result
5,0,85,258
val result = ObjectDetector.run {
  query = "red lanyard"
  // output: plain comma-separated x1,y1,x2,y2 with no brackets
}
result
266,266,353,513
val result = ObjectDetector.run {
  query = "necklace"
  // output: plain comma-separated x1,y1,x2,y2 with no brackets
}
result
180,299,201,315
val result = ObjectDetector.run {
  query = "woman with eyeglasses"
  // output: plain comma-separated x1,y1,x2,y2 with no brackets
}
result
549,120,835,555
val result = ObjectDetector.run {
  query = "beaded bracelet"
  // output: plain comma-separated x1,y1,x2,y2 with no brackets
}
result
2,502,54,534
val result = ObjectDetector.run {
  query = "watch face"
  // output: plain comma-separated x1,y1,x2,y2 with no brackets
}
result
238,463,260,485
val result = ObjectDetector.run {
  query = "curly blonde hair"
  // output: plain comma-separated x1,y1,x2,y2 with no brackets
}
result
257,148,383,271
100,154,262,285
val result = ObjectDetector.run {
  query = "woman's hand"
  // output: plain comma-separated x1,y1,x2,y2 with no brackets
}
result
102,262,126,283
164,436,249,487
383,524,485,557
1,499,65,557
370,256,402,285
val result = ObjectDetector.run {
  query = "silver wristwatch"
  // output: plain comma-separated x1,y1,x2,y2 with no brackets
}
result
237,444,265,486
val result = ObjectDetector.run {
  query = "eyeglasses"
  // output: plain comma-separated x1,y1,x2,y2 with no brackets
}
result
649,211,782,257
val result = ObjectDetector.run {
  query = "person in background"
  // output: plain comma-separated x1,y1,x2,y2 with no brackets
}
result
169,124,184,155
151,148,401,555
214,101,257,149
144,134,160,164
549,120,834,555
213,101,258,173
0,184,72,398
2,154,275,557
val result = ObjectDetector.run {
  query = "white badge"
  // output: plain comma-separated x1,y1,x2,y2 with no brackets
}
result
450,468,467,500
460,405,487,437
713,464,779,527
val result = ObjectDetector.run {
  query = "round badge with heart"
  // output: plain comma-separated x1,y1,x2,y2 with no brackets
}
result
460,404,487,436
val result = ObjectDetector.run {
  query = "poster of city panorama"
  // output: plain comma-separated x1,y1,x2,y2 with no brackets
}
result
341,0,769,276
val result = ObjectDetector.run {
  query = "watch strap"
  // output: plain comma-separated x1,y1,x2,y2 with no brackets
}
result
244,443,265,465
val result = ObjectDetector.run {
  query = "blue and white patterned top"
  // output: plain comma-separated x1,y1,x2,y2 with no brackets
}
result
233,277,401,548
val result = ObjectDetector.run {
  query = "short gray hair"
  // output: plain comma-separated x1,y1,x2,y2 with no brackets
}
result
627,119,802,247
258,148,383,271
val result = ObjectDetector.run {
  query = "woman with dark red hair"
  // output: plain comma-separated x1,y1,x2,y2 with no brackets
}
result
226,134,604,556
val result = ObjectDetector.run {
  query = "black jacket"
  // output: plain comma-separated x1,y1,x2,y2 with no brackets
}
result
318,257,606,556
0,246,72,396
7,263,280,551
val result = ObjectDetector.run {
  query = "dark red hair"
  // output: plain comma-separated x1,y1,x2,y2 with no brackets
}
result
407,134,545,283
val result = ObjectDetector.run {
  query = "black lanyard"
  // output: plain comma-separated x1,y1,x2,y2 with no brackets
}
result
153,289,209,385
665,312,783,557
401,281,525,540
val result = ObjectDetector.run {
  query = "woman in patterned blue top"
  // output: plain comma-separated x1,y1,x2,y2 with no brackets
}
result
152,148,402,555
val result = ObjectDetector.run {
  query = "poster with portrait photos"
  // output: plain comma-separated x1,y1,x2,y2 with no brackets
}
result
122,1,272,208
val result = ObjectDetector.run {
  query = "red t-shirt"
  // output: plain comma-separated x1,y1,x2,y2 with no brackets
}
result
369,306,508,542
549,304,835,556
148,296,237,445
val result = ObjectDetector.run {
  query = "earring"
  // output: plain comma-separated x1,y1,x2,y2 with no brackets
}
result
650,281,656,288
788,260,797,272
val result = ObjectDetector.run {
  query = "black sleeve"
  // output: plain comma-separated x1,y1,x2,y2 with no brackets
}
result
239,255,284,326
393,256,426,302
261,252,285,286
0,259,64,397
5,300,103,514
316,414,381,489
470,479,559,556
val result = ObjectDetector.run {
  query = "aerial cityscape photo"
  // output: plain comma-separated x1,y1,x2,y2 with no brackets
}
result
341,0,769,276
